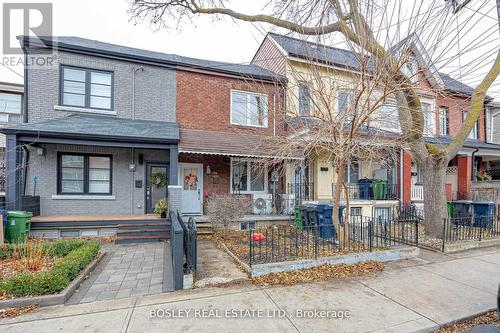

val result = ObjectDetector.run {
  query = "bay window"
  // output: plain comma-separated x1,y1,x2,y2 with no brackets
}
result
231,159,266,193
58,153,112,194
231,90,268,127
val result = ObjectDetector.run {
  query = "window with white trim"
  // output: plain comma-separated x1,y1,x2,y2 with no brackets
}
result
377,103,400,132
231,159,266,193
231,90,268,127
439,107,449,136
344,161,360,183
463,111,478,139
421,102,436,136
402,59,418,83
298,83,311,116
61,66,113,110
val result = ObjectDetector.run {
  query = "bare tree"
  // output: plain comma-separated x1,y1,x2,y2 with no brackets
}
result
130,0,500,236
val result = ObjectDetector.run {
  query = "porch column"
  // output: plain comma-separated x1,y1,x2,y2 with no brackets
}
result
5,134,23,211
169,145,178,186
457,155,472,198
401,150,412,205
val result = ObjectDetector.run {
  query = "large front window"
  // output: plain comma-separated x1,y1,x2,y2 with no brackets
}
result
231,159,266,193
61,66,113,110
231,90,268,127
58,153,112,194
0,92,22,123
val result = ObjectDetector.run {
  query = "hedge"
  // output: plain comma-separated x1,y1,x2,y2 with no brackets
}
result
0,241,100,297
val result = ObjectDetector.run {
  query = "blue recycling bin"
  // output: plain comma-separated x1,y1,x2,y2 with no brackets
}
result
451,200,473,218
358,179,373,199
472,201,495,228
316,204,335,239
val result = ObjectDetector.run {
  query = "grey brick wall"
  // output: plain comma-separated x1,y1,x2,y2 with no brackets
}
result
25,144,170,216
27,49,176,122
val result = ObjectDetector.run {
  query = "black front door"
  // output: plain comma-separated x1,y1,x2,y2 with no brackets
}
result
145,163,169,214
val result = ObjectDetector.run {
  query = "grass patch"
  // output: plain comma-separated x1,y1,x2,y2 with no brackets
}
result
0,240,100,298
251,260,384,286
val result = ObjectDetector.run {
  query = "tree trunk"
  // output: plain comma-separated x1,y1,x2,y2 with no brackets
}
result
420,161,448,238
332,159,346,226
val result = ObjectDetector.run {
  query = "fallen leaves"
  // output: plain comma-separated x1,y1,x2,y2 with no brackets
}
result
251,261,385,286
433,311,499,333
0,304,38,318
0,257,54,279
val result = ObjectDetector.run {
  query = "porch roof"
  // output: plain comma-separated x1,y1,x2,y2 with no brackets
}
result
179,128,303,159
2,114,180,147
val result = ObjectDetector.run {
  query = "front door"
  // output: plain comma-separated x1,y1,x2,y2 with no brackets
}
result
146,163,169,214
179,163,203,215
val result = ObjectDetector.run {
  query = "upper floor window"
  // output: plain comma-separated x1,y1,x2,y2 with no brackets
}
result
344,161,360,183
377,103,400,132
298,83,311,116
61,66,113,111
337,90,352,114
402,59,418,83
421,102,436,136
463,111,478,139
231,90,268,127
0,92,22,123
439,107,449,136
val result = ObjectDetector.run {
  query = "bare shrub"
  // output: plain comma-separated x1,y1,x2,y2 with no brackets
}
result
207,195,251,235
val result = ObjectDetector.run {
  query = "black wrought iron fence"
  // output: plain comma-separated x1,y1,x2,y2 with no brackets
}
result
177,212,198,274
246,215,421,265
442,215,500,244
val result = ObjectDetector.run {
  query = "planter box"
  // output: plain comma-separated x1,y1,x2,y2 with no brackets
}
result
21,195,40,216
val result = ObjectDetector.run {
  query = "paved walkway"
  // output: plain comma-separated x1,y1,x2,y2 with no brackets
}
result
67,243,165,304
1,246,499,333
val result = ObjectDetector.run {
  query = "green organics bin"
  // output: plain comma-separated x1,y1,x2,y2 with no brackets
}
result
372,179,388,200
447,202,453,217
295,205,303,229
5,211,33,243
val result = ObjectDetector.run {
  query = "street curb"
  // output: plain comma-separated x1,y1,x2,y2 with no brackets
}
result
434,308,497,332
0,251,106,309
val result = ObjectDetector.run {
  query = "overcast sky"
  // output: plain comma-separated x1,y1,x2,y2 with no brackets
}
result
1,0,499,98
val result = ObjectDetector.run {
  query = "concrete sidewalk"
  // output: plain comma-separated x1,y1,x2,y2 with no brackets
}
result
1,246,499,333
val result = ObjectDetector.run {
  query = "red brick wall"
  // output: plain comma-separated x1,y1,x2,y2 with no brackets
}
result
176,70,285,136
179,154,230,196
436,94,484,140
457,156,472,196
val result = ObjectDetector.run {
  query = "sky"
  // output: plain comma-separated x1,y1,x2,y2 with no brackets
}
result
0,0,499,98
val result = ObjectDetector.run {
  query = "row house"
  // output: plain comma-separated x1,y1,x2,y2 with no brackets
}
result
2,36,288,238
252,32,500,217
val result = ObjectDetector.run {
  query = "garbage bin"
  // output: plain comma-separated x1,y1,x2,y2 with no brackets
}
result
316,204,335,239
306,204,319,226
358,179,373,199
372,179,388,200
451,200,473,225
472,201,495,228
5,211,32,243
295,205,303,229
301,205,310,227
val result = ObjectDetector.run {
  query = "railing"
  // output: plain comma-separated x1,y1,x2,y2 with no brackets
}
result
169,210,184,290
411,185,424,201
332,182,399,201
177,212,198,274
287,182,314,202
442,215,500,245
246,215,420,265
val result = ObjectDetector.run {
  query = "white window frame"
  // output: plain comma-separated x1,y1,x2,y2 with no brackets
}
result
230,89,268,128
463,111,478,140
377,102,400,133
337,90,353,114
420,97,436,136
230,158,268,194
439,106,449,136
402,59,418,83
297,83,311,116
344,160,361,183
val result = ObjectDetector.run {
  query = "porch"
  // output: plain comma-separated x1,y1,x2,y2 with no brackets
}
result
1,114,181,242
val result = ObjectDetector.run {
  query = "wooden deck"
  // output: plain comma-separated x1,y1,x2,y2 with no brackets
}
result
32,214,162,223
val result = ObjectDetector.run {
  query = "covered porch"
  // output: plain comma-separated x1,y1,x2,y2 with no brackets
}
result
2,113,180,221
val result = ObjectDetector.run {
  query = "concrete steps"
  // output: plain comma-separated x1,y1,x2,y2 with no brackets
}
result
196,222,213,235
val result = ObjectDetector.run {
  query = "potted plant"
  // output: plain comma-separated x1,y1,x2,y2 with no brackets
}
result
154,198,169,218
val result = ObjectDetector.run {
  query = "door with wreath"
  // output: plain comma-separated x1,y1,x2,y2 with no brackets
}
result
146,163,169,214
179,163,203,215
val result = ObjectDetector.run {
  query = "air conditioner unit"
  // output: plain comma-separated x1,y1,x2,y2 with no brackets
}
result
252,193,273,215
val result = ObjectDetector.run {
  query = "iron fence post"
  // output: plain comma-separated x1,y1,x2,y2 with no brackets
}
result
248,231,252,267
368,219,373,252
441,218,447,253
415,218,419,246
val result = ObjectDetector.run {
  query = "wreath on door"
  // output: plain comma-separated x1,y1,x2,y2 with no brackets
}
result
150,171,168,188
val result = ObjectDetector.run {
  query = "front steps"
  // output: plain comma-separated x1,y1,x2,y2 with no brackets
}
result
116,219,170,244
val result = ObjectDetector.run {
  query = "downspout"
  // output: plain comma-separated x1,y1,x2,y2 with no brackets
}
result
23,47,28,123
471,147,479,181
400,148,404,208
22,145,29,196
130,67,144,214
